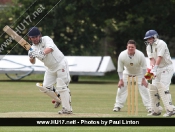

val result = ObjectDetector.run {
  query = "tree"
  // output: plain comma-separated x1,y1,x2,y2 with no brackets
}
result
1,0,175,62
0,0,110,56
106,0,175,60
0,1,16,55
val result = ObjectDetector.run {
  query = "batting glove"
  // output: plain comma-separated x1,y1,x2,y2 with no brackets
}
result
150,65,158,77
35,50,46,60
28,50,36,58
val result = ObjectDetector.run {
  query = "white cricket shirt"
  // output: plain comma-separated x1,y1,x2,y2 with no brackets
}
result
118,49,147,75
146,39,172,68
29,36,64,71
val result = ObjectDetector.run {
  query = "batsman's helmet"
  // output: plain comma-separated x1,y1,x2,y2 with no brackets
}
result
28,27,41,37
144,30,158,40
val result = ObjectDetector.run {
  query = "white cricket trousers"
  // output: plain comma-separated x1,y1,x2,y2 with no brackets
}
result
43,59,71,88
152,64,174,91
114,74,151,109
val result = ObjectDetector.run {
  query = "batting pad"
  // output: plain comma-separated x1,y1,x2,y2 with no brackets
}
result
36,83,61,103
157,82,173,111
148,84,160,113
67,88,73,111
56,78,72,111
58,89,71,111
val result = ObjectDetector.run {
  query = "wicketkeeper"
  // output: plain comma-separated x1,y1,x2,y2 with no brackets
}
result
28,27,72,114
144,30,175,117
113,40,151,113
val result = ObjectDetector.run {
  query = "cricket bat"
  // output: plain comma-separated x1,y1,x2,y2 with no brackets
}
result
3,25,32,51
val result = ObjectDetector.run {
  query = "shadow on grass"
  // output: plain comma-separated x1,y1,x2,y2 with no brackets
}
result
0,79,117,84
0,71,118,84
71,81,117,84
0,80,43,82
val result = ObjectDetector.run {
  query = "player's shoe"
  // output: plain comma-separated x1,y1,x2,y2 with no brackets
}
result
147,106,163,116
163,110,175,117
58,107,72,114
147,112,161,116
113,107,121,112
147,106,163,113
54,101,61,108
147,108,152,113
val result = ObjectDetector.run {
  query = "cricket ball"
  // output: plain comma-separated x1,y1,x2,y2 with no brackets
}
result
52,100,56,104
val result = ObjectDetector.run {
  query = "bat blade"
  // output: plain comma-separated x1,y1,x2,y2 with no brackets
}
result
3,25,31,51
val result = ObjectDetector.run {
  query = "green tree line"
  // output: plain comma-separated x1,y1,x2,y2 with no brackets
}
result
0,0,175,66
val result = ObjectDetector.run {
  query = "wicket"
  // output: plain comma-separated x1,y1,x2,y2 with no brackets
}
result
127,76,138,115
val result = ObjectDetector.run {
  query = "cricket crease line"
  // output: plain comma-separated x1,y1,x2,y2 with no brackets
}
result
5,0,62,56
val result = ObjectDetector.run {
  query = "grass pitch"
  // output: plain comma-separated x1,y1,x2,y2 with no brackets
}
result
0,74,175,131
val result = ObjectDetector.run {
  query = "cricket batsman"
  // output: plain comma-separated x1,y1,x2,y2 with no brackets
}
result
28,27,72,114
144,30,175,117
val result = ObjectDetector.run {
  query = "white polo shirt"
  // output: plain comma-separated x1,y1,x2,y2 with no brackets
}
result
118,49,147,75
146,39,172,68
29,36,64,71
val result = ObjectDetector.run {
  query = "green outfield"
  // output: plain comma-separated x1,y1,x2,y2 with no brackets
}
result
0,73,175,131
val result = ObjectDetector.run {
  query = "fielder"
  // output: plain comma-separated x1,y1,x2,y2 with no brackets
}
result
28,27,72,114
144,30,175,117
113,40,151,112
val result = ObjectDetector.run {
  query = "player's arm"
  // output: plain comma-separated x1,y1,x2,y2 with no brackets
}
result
149,56,162,76
43,36,55,54
150,58,156,66
118,72,124,88
117,54,124,88
140,53,147,78
148,57,160,77
153,42,165,66
117,53,124,80
139,53,149,85
155,56,162,65
146,45,156,66
43,47,53,54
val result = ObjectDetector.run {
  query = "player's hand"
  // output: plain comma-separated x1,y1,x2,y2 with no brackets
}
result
28,50,36,58
35,50,46,60
141,78,148,87
118,79,124,88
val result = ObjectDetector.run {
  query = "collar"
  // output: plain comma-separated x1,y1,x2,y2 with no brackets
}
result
153,39,159,45
127,50,136,56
